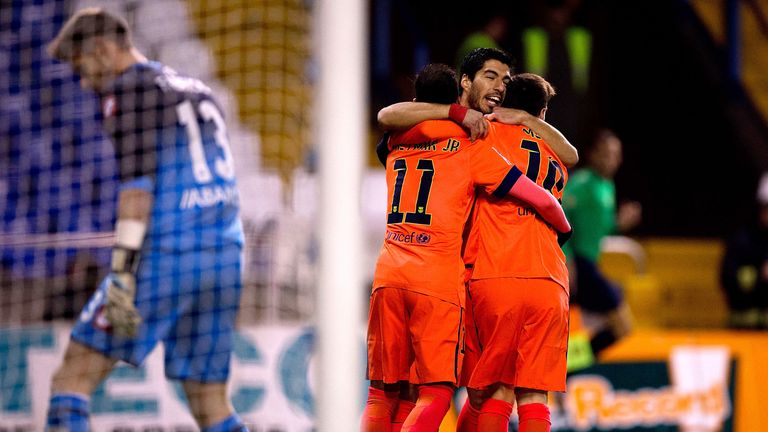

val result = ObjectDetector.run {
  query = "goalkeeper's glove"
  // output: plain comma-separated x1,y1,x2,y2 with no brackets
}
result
105,268,141,337
105,219,146,337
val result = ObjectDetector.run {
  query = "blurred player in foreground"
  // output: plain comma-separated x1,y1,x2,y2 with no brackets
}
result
458,73,570,432
364,62,572,431
45,9,249,431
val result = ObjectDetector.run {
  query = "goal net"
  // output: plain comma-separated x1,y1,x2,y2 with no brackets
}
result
0,0,375,430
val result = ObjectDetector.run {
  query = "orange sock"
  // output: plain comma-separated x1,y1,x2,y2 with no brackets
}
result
456,401,480,432
362,387,399,432
478,398,513,431
391,400,416,432
401,385,454,432
517,403,551,432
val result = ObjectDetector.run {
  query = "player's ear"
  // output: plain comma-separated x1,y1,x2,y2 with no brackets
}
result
460,74,472,93
539,106,547,120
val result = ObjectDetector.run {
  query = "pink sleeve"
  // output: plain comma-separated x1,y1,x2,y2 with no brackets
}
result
504,167,571,234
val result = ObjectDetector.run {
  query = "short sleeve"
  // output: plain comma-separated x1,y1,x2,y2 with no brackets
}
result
375,132,390,167
102,74,167,188
468,141,517,196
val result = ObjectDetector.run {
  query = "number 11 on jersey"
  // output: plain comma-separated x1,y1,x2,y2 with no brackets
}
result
387,158,435,225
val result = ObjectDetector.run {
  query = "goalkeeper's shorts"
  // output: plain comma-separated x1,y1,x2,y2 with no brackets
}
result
71,244,242,382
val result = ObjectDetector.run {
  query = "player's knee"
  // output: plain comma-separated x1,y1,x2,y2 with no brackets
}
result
514,387,547,405
491,384,516,403
466,387,486,409
609,305,633,336
183,381,231,426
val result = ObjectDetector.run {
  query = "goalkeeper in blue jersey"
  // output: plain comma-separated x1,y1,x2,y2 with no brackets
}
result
44,8,249,432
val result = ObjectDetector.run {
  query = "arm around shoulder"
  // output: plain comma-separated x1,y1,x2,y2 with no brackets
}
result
377,102,450,130
488,108,579,167
521,116,579,167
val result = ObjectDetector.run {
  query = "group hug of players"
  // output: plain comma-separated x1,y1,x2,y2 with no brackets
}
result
363,47,580,432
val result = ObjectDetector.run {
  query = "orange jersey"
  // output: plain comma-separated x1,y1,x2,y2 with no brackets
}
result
372,120,518,305
465,123,569,290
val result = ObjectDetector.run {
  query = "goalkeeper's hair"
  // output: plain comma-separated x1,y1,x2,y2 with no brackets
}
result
48,8,133,61
414,63,459,104
503,72,556,116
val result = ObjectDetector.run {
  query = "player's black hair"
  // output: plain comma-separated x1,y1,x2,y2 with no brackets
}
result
458,47,514,87
503,73,556,116
414,63,459,104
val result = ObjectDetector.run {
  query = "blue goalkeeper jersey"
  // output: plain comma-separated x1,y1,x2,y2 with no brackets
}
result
101,62,243,253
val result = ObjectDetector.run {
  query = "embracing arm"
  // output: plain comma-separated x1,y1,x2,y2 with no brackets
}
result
377,102,489,140
487,108,579,167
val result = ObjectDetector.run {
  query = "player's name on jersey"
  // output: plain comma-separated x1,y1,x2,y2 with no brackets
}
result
155,67,212,95
179,184,239,209
392,138,462,153
522,127,542,139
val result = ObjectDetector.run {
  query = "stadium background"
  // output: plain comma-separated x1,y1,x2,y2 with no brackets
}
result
1,0,767,430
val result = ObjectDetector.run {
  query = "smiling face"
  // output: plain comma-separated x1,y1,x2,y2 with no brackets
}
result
460,59,511,114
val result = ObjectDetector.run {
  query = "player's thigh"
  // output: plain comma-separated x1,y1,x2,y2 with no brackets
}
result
367,287,412,383
464,278,526,389
467,278,526,348
163,247,243,382
71,275,161,368
404,290,463,385
574,255,623,312
460,284,481,387
515,278,569,392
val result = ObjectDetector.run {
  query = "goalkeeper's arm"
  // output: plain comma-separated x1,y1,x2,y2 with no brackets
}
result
106,187,153,337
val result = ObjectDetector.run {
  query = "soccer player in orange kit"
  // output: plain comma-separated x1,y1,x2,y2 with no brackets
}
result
458,73,570,432
363,62,572,432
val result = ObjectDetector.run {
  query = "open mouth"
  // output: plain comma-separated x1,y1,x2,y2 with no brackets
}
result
486,95,502,108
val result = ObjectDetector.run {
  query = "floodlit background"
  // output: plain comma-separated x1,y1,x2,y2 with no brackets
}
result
1,0,767,431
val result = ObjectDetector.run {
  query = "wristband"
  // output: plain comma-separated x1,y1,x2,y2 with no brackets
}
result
111,246,141,273
448,103,468,124
112,219,147,273
115,219,147,250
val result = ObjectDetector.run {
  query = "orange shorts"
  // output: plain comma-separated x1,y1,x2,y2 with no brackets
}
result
367,287,464,385
461,278,568,392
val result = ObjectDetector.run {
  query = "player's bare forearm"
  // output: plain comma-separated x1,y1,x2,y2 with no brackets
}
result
522,116,579,167
488,108,579,167
107,187,153,337
377,102,450,130
377,102,488,139
117,188,153,224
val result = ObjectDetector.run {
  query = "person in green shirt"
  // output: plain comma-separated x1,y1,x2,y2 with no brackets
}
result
563,129,641,358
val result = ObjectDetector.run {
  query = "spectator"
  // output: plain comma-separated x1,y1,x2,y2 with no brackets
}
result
563,128,641,358
520,0,591,142
720,172,768,329
454,14,509,72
